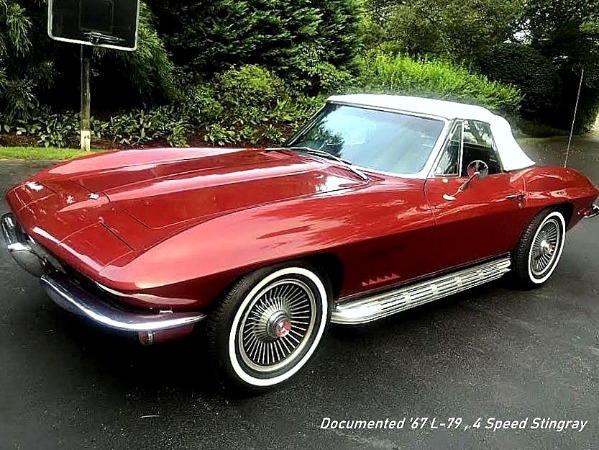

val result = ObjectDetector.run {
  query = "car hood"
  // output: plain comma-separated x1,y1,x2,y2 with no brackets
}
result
62,148,365,230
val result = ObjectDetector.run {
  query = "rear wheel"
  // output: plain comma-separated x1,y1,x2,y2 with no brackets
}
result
512,209,566,288
207,263,331,391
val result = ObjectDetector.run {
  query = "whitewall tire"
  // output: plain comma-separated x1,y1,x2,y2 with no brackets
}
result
513,209,566,288
207,263,331,391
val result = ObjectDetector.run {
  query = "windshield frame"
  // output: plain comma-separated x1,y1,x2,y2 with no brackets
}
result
285,100,451,179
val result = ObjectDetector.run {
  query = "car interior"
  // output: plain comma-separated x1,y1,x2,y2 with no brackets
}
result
434,120,503,177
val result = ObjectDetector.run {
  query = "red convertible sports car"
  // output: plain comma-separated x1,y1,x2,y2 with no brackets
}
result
3,94,598,390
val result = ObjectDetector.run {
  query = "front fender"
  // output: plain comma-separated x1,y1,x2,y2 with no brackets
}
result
98,184,434,310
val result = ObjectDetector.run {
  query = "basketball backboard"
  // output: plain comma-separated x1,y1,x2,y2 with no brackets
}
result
48,0,139,51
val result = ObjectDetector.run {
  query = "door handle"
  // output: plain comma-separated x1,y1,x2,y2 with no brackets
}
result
506,193,526,201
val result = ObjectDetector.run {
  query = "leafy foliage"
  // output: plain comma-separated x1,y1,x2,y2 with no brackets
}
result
0,0,50,120
145,0,362,92
94,3,178,104
212,65,287,125
479,43,561,121
95,106,189,147
2,65,325,148
0,0,177,118
361,0,523,64
3,107,187,148
354,52,521,116
1,0,598,146
4,112,79,147
520,0,599,132
183,65,324,145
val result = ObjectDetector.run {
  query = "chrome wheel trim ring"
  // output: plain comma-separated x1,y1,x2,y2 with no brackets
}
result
527,212,566,284
228,267,328,387
238,278,317,373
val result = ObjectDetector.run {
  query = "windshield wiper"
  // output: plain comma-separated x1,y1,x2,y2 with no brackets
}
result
267,146,369,181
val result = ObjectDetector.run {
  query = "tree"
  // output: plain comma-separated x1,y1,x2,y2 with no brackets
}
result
145,0,362,91
479,43,561,121
0,0,53,120
521,0,599,131
0,0,177,121
361,0,523,64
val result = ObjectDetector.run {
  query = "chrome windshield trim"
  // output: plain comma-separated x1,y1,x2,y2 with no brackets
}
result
326,100,450,122
285,101,451,180
428,120,464,179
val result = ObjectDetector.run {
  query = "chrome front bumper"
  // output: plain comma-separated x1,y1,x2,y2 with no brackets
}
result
1,213,49,276
584,204,599,219
2,212,206,333
41,273,206,332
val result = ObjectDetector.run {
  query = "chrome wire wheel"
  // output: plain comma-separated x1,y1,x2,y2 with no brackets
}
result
238,278,317,373
221,266,330,388
530,218,561,276
526,211,566,284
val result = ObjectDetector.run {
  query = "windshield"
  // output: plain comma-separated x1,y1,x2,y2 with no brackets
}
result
286,104,446,175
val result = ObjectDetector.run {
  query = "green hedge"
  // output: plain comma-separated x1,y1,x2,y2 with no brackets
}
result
478,43,561,122
353,51,521,117
145,0,361,93
1,65,324,148
557,70,599,134
2,57,527,148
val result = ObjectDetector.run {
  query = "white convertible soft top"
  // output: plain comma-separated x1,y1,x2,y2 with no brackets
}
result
327,94,535,171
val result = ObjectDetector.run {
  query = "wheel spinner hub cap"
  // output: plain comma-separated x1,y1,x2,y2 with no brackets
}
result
540,239,553,256
267,312,292,339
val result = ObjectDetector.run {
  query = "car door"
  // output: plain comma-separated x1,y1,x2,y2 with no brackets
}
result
423,119,528,272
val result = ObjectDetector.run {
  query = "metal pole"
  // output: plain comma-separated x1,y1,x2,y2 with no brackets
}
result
80,45,92,151
565,68,584,168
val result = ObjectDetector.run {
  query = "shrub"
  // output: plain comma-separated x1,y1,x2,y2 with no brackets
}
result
95,106,189,147
3,106,190,148
183,84,224,125
2,112,79,147
211,65,286,125
285,43,354,94
203,124,238,146
1,62,328,149
190,65,322,143
145,0,362,92
478,43,561,122
557,70,599,134
95,3,179,104
354,51,521,117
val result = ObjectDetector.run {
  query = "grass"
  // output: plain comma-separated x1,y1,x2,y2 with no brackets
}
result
0,146,95,160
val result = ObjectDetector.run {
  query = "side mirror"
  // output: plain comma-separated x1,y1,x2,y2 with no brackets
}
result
443,160,489,201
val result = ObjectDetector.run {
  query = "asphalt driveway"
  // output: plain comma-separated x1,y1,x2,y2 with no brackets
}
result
1,137,598,449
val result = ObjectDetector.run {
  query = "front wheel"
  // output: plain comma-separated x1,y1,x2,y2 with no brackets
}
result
512,209,566,288
207,264,331,391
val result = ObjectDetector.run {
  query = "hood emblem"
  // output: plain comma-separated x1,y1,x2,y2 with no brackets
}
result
88,193,100,200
